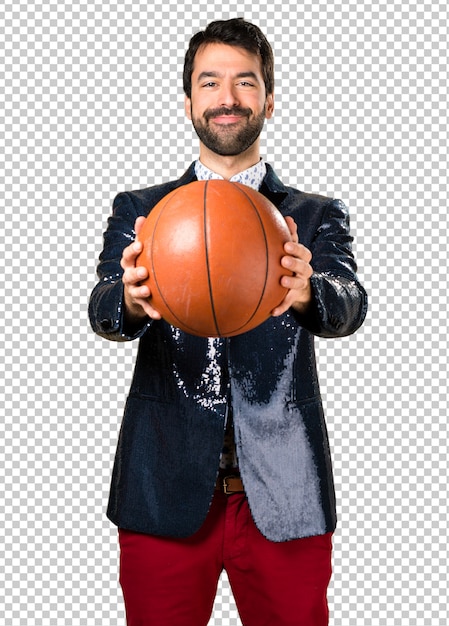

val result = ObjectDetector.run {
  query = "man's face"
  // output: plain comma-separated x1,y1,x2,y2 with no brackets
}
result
185,43,274,157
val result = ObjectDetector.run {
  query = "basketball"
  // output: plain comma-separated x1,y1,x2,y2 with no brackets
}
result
136,179,293,337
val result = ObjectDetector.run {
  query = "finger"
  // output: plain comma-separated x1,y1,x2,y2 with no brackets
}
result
122,264,148,288
271,303,288,317
280,272,311,291
281,251,312,274
271,293,294,317
137,298,162,320
121,239,144,270
283,241,312,263
284,216,298,243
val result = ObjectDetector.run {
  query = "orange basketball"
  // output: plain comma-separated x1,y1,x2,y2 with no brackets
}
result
136,179,292,337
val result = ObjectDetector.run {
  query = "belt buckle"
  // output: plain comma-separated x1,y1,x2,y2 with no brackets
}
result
222,475,238,495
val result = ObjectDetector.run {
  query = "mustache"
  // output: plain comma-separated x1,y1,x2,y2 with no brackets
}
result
204,106,252,121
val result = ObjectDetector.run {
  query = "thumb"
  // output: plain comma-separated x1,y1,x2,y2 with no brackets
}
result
134,215,147,238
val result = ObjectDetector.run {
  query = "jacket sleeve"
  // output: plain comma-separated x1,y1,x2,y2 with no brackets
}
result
88,192,152,342
294,198,368,338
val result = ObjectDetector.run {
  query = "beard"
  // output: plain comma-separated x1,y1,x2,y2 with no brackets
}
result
190,104,267,156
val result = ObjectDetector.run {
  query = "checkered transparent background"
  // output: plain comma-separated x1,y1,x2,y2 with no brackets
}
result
1,0,447,624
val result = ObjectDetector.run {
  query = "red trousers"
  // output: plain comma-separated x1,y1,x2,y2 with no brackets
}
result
119,490,333,626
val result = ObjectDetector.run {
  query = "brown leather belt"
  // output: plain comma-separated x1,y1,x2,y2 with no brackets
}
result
216,474,244,495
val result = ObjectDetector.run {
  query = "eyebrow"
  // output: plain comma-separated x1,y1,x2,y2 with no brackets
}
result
196,71,260,83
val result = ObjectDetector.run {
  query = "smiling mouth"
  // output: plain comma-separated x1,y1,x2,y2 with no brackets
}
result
205,106,252,124
211,115,244,124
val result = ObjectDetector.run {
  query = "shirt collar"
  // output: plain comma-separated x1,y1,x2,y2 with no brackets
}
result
194,159,267,191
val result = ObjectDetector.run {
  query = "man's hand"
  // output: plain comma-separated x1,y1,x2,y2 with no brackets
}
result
121,216,162,323
271,216,313,317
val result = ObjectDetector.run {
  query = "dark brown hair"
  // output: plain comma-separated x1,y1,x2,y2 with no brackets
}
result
183,18,274,98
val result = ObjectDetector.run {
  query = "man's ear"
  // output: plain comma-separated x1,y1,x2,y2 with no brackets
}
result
265,93,274,119
184,95,192,120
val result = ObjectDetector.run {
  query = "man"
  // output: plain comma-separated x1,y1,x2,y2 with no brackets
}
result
89,18,368,626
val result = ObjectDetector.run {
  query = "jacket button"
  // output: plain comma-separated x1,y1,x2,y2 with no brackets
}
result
101,318,113,330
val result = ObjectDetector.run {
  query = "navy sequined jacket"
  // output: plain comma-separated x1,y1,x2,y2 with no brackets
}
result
89,163,368,542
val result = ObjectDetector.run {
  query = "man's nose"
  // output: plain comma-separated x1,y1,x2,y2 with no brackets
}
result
218,83,240,108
